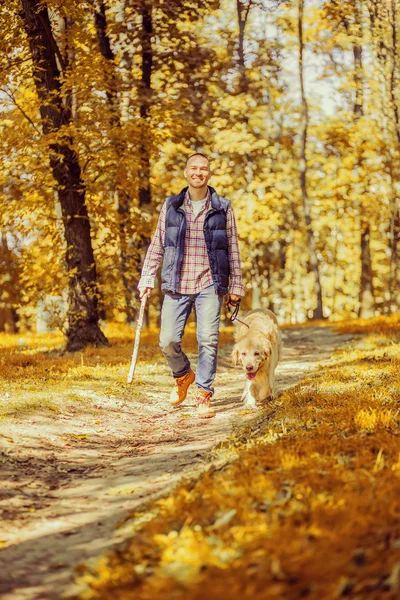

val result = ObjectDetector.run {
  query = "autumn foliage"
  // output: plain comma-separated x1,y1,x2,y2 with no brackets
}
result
2,3,400,596
0,0,400,348
76,316,400,599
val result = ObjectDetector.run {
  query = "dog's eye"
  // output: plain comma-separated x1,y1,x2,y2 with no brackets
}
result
254,351,260,356
241,351,247,356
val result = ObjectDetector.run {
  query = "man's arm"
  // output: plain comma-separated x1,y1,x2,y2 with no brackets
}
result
226,204,245,297
137,202,166,295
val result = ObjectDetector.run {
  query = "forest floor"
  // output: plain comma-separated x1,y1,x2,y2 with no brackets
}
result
0,321,357,600
72,316,400,600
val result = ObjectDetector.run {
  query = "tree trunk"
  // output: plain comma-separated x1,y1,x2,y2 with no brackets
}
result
388,0,400,308
251,280,262,310
0,231,18,333
366,0,399,310
135,0,154,327
251,254,262,310
390,0,400,147
353,44,364,119
94,0,137,323
139,0,153,207
298,0,324,320
359,226,375,317
94,1,120,120
388,162,400,309
349,2,375,317
21,0,109,351
236,0,252,94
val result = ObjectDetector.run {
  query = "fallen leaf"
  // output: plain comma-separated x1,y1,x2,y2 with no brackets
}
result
211,509,237,529
384,562,400,593
107,485,143,496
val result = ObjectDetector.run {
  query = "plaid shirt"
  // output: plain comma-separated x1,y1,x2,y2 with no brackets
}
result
138,189,244,296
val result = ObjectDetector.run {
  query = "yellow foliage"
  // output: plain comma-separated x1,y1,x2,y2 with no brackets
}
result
0,323,235,418
1,0,400,330
335,314,400,336
354,408,395,432
75,317,400,599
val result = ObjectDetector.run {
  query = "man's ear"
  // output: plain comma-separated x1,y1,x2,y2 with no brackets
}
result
231,346,240,366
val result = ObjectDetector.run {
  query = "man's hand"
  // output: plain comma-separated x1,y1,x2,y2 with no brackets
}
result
139,287,152,299
227,293,241,305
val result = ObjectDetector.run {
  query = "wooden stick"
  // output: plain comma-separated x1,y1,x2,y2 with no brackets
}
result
127,295,148,384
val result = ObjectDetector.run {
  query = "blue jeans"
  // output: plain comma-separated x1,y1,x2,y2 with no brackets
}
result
159,285,223,394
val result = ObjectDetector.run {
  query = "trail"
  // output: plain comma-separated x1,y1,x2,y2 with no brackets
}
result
0,326,354,600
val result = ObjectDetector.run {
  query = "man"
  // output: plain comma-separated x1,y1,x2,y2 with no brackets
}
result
138,153,244,418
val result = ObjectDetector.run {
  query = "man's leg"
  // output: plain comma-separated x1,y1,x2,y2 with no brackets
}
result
194,285,223,393
159,292,193,377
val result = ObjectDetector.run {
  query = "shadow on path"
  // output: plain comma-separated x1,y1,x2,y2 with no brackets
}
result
0,326,355,600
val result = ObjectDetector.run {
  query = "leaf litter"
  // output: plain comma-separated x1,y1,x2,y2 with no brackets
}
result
0,321,372,599
74,317,400,600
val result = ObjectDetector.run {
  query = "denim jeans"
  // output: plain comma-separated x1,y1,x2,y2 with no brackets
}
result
159,285,223,394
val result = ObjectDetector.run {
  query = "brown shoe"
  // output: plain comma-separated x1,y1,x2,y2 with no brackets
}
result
196,389,216,419
170,369,195,407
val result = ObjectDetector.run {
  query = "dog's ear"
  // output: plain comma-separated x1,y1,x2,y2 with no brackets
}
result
231,345,240,366
261,339,272,359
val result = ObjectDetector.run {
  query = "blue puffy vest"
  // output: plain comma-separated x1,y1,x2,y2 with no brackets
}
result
161,186,230,294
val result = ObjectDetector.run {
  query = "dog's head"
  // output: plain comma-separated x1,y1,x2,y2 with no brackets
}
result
232,337,272,380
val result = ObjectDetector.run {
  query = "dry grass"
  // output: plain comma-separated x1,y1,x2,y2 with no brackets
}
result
0,323,234,418
283,314,400,336
334,314,400,336
76,315,400,600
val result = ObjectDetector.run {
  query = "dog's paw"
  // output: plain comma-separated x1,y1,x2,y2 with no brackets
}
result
243,401,257,410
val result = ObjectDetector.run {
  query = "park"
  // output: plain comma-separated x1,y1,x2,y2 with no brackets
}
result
1,0,400,598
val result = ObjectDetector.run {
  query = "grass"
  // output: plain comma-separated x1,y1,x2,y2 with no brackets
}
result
0,323,235,419
334,314,400,336
75,315,400,600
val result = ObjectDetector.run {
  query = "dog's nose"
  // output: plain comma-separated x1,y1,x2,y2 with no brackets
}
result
246,366,253,372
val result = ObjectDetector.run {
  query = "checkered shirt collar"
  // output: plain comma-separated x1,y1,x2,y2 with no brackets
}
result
184,188,211,211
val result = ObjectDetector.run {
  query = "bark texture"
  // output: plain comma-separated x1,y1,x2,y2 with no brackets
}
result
21,0,109,351
236,0,252,94
298,0,324,319
138,0,153,207
346,1,375,317
94,0,137,322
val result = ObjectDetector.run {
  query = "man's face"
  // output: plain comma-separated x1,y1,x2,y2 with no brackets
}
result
184,156,211,188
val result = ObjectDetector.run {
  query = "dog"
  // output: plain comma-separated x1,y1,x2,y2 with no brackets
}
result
231,309,282,409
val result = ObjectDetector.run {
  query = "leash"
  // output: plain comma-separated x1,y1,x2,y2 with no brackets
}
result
226,298,250,329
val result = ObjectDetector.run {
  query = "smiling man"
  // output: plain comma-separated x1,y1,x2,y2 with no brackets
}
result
138,153,244,418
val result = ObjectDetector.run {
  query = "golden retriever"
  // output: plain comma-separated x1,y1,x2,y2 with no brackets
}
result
232,309,282,408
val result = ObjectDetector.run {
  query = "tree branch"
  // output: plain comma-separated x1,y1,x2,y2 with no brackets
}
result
0,86,41,133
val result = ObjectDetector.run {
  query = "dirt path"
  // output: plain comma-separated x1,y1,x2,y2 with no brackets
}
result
0,326,355,600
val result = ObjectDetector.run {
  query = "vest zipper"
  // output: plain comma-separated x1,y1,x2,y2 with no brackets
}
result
173,208,186,293
203,209,218,290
